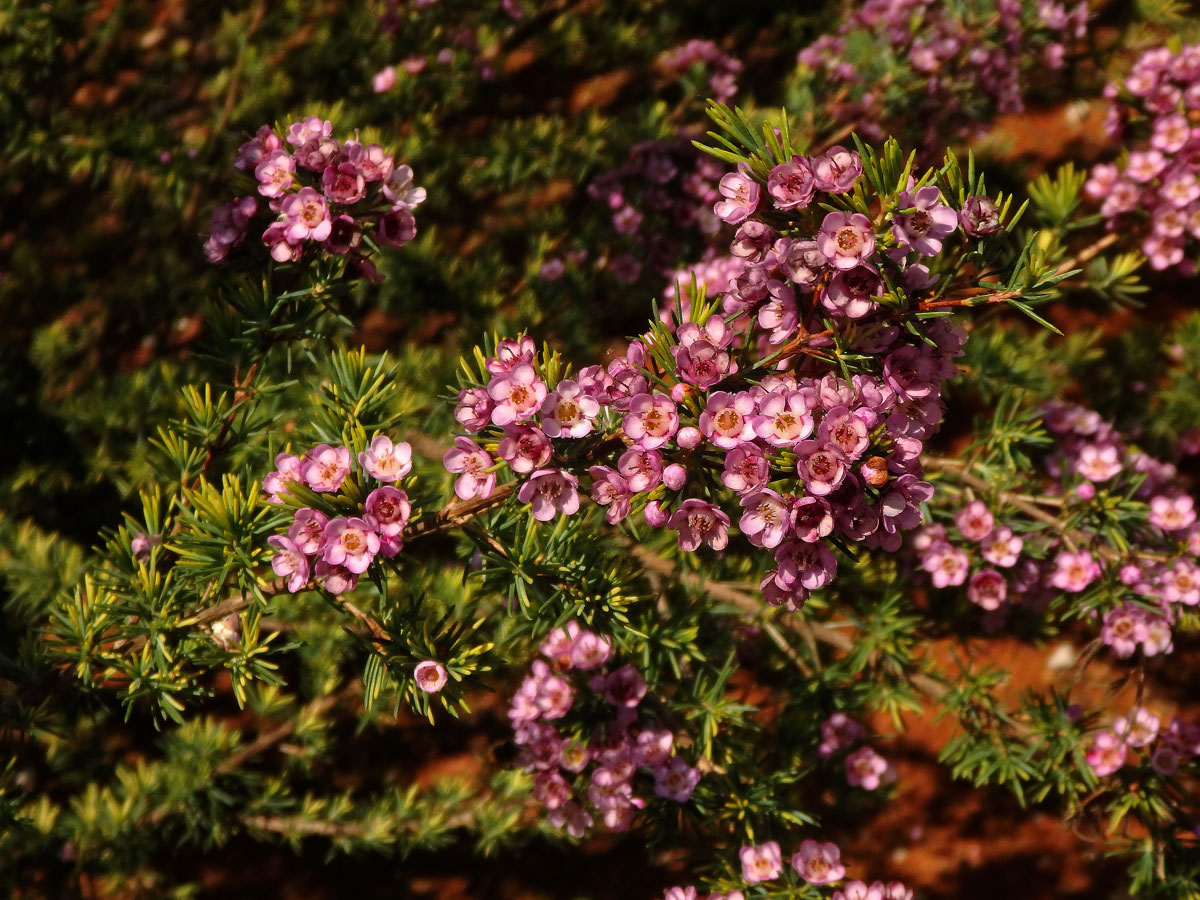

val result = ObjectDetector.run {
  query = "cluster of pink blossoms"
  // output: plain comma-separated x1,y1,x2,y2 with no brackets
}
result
657,39,742,103
909,400,1199,658
1086,43,1200,272
796,0,1088,155
263,436,413,595
203,116,425,273
818,713,891,791
586,138,726,285
1086,706,1200,778
508,621,701,836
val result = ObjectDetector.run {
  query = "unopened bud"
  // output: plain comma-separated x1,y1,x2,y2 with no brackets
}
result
861,456,889,487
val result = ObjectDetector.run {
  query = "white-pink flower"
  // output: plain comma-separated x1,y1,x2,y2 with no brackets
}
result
358,435,413,482
268,535,310,593
487,364,547,426
739,841,782,884
443,437,496,500
668,499,730,552
845,745,888,790
622,393,679,450
320,517,381,574
364,486,411,538
1149,494,1196,531
518,468,580,521
699,391,756,449
753,390,814,446
791,840,845,885
414,660,448,693
541,379,600,438
301,444,352,493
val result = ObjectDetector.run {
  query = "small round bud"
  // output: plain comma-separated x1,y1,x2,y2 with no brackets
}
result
861,456,889,487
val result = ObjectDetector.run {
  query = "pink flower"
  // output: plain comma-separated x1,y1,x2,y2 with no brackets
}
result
955,500,994,541
518,468,580,521
131,531,161,560
414,660,448,693
673,319,736,388
489,336,538,374
739,841,783,884
922,542,969,588
443,437,496,500
235,124,283,172
818,212,875,269
960,195,1002,237
1102,605,1151,658
966,569,1008,610
322,162,367,205
618,447,664,493
286,116,332,147
740,490,791,549
320,517,381,574
981,526,1023,567
589,466,632,524
1113,707,1160,748
347,142,393,182
774,540,837,591
314,561,357,594
794,441,848,496
845,746,888,790
623,393,679,449
364,486,411,538
378,207,417,247
601,664,647,707
1163,559,1200,606
264,451,303,502
818,712,865,758
268,535,310,592
454,386,493,432
1085,730,1127,776
754,390,814,446
812,145,862,193
372,65,397,92
767,155,815,210
818,405,869,459
570,630,613,670
488,364,547,426
301,444,352,493
653,757,701,802
382,165,427,209
1050,550,1101,592
699,391,757,449
541,379,600,438
295,135,339,173
1149,494,1196,531
722,445,769,495
634,729,674,767
714,166,760,224
498,424,552,474
325,215,362,254
668,499,731,551
791,839,845,884
288,508,329,555
358,435,413,482
254,149,295,198
891,186,958,256
1076,444,1122,482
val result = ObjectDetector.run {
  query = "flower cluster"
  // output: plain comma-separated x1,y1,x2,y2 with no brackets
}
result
1086,43,1200,272
818,713,890,790
1085,706,1200,778
263,436,413,594
585,138,726,285
909,400,1199,658
204,116,425,272
508,621,701,835
796,0,1088,155
657,39,742,103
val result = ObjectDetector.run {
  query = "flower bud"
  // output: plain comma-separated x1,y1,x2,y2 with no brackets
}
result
860,455,889,487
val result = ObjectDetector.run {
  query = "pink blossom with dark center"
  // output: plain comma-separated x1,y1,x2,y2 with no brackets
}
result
892,186,959,256
652,757,701,802
812,145,862,193
792,496,834,543
774,540,837,591
757,279,799,344
235,124,282,172
254,149,296,198
1050,550,1101,592
722,445,769,495
518,468,580,522
268,535,310,593
668,499,731,551
295,135,339,172
818,211,875,269
699,391,757,449
618,447,664,493
955,500,994,541
967,568,1008,610
673,319,736,388
262,221,301,262
301,444,351,492
589,466,632,524
414,660,448,693
730,220,775,261
818,712,865,758
314,560,357,595
819,405,870,459
488,364,548,426
346,142,394,183
498,424,552,474
321,161,366,205
325,215,362,255
288,508,329,555
454,386,493,432
444,437,496,500
960,195,1002,236
320,517,380,574
767,155,816,210
378,206,417,248
922,542,969,588
1102,605,1151,658
569,630,612,670
794,441,848,496
634,729,673,767
601,664,647,707
364,486,411,538
824,264,883,318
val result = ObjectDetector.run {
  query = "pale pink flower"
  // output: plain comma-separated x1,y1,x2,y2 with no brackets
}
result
634,729,674,767
1076,444,1122,482
1113,707,1160,748
818,712,865,758
301,444,351,493
1050,550,1101,593
754,390,814,446
891,186,958,256
488,364,548,426
668,499,731,551
541,379,600,438
722,445,769,494
1086,730,1127,776
922,542,969,588
791,839,845,885
346,142,393,182
845,745,888,790
518,468,580,521
382,165,427,209
1163,559,1200,606
358,435,413,482
314,561,357,594
1149,494,1196,531
443,437,496,500
739,841,783,884
372,65,397,92
589,466,632,524
955,500,994,541
262,221,301,262
767,155,815,210
288,508,329,555
699,391,757,449
131,531,161,560
817,211,875,269
268,535,310,592
714,166,760,224
812,145,862,193
981,526,1023,567
819,405,870,459
234,124,283,172
320,517,380,574
739,490,791,549
414,660,448,693
498,424,552,474
254,149,295,198
653,757,701,802
286,116,332,147
618,447,663,493
454,386,493,432
1102,605,1151,658
570,630,612,670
